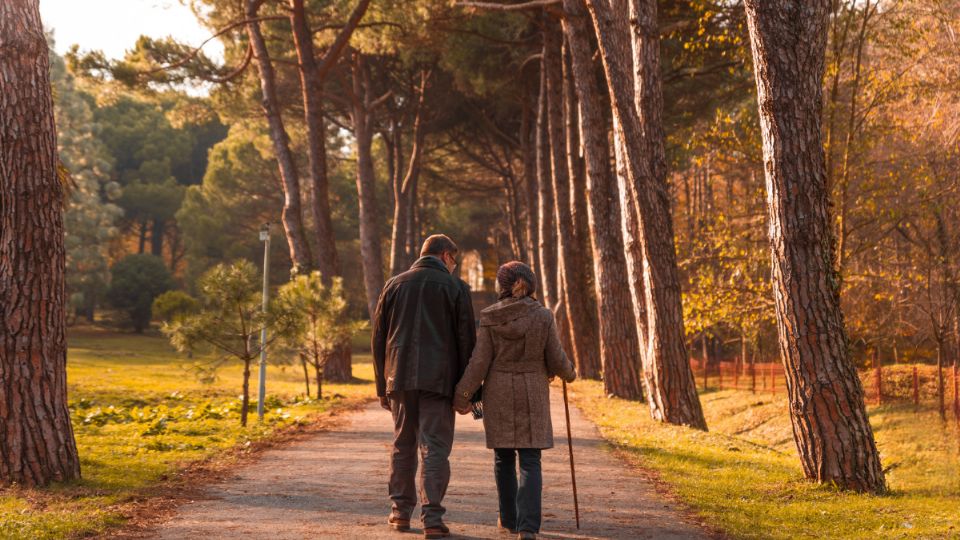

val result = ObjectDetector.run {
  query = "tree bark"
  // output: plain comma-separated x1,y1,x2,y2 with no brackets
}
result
151,218,164,257
138,219,148,254
562,0,643,391
324,341,353,383
585,0,705,425
314,359,324,400
300,353,311,398
390,71,430,276
548,30,602,379
744,0,885,492
350,53,386,320
0,0,82,487
536,32,558,310
245,0,312,273
290,0,340,280
241,356,251,427
290,0,355,380
521,79,541,290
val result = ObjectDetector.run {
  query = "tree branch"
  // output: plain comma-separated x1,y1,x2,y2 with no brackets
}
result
143,15,286,75
458,0,560,11
316,0,373,82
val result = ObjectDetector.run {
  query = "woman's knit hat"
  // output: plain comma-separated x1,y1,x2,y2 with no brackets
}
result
496,261,537,300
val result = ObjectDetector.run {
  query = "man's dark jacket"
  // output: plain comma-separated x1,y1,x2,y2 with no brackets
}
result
372,256,477,398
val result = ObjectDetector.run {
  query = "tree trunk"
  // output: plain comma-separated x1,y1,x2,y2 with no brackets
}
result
0,0,81,487
290,0,340,279
350,53,386,320
388,117,408,276
300,353,311,398
938,343,946,421
406,176,420,260
241,356,251,427
744,0,885,493
955,314,960,421
547,30,602,379
314,360,324,400
151,217,164,257
319,341,348,382
138,219,148,254
291,0,371,376
245,0,312,273
585,0,705,426
520,81,541,286
390,71,429,276
536,32,558,310
613,129,650,399
562,0,642,391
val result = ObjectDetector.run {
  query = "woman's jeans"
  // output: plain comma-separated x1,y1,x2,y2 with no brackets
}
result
494,448,542,533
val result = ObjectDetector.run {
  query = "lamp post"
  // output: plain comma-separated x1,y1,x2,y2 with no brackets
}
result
257,223,271,423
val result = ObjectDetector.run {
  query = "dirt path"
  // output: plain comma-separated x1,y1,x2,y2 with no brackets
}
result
145,388,708,539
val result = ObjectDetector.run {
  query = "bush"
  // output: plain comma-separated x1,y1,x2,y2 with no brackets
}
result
152,290,200,323
107,254,174,332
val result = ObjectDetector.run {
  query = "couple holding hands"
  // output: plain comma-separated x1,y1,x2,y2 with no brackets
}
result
373,234,577,540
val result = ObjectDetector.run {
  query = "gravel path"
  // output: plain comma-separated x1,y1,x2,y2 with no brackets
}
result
146,387,707,539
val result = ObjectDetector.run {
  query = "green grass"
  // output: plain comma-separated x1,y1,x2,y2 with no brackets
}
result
569,380,960,539
0,326,375,539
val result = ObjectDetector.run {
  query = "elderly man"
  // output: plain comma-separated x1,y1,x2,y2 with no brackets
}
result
372,234,477,539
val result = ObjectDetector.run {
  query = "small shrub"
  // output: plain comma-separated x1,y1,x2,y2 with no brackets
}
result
107,254,174,332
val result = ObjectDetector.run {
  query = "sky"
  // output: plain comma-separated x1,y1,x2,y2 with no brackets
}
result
40,0,224,61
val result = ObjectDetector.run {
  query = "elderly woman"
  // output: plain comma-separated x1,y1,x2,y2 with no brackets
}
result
453,261,576,540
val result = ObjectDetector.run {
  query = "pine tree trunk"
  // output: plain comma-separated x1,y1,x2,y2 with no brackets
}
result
521,81,542,291
151,218,164,257
585,0,705,428
138,219,148,254
313,359,325,400
350,53,385,320
547,30,602,379
536,31,558,310
613,128,650,400
744,0,885,493
562,0,642,391
290,0,340,280
0,0,81,487
241,356,251,427
245,0,312,273
290,0,356,380
390,71,429,276
300,353,311,398
388,118,408,276
520,87,543,291
406,178,419,260
324,342,353,383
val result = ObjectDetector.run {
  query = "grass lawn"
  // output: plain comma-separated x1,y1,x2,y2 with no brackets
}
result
569,380,960,539
0,326,375,540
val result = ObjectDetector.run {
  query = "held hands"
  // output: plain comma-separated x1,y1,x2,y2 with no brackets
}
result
453,402,472,415
379,396,391,411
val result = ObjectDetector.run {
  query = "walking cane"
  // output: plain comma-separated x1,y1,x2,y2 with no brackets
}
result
562,380,580,529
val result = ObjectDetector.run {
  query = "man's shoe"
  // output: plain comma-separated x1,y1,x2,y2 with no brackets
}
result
517,532,536,540
498,517,518,534
388,514,411,531
423,523,450,539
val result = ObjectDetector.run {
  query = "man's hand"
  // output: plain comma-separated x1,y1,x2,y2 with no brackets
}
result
379,396,391,411
453,403,472,415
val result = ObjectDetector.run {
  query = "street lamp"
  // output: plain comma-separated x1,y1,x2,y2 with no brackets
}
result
257,222,271,423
